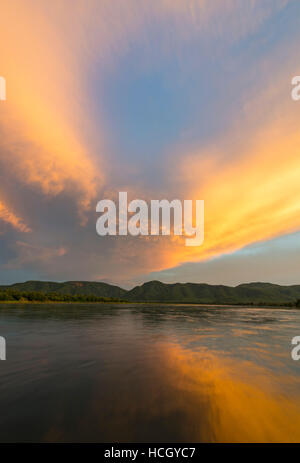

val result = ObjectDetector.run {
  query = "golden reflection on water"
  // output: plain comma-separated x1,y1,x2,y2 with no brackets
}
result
159,343,300,443
45,340,300,443
2,306,300,443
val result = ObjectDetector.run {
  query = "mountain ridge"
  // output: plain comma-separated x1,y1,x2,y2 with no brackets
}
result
1,280,300,305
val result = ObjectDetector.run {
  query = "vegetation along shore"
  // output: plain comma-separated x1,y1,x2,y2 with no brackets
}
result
1,280,300,306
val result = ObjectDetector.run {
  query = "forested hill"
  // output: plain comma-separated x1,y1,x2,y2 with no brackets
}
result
0,281,126,299
1,280,300,305
126,281,300,304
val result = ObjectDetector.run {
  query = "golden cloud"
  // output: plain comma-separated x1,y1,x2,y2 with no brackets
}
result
0,200,30,233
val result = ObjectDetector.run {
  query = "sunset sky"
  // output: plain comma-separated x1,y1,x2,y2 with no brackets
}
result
1,0,300,288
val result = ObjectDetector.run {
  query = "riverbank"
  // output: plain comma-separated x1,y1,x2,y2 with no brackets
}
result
0,300,296,308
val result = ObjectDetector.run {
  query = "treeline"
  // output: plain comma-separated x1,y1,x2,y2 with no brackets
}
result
0,290,126,303
0,288,300,306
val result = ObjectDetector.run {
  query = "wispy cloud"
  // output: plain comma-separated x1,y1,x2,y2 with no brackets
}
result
0,200,30,233
5,241,67,269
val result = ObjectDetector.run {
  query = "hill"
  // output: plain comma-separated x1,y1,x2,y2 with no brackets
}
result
1,280,300,305
0,281,127,299
126,281,300,304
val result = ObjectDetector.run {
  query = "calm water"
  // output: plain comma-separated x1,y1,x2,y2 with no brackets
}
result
0,303,300,442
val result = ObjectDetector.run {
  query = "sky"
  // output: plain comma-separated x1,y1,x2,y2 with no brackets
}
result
1,0,300,288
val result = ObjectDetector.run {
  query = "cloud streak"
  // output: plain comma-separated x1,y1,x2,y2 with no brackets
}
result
0,201,30,233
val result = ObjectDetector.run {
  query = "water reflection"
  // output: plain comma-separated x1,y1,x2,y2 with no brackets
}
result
0,304,299,442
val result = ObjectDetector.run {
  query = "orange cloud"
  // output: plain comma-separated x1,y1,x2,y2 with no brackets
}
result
132,122,299,277
103,114,300,280
0,1,104,219
90,108,300,282
0,0,289,224
181,122,300,257
105,93,300,283
0,200,30,233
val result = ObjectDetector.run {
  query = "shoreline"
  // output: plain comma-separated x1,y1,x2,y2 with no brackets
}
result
0,300,296,309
